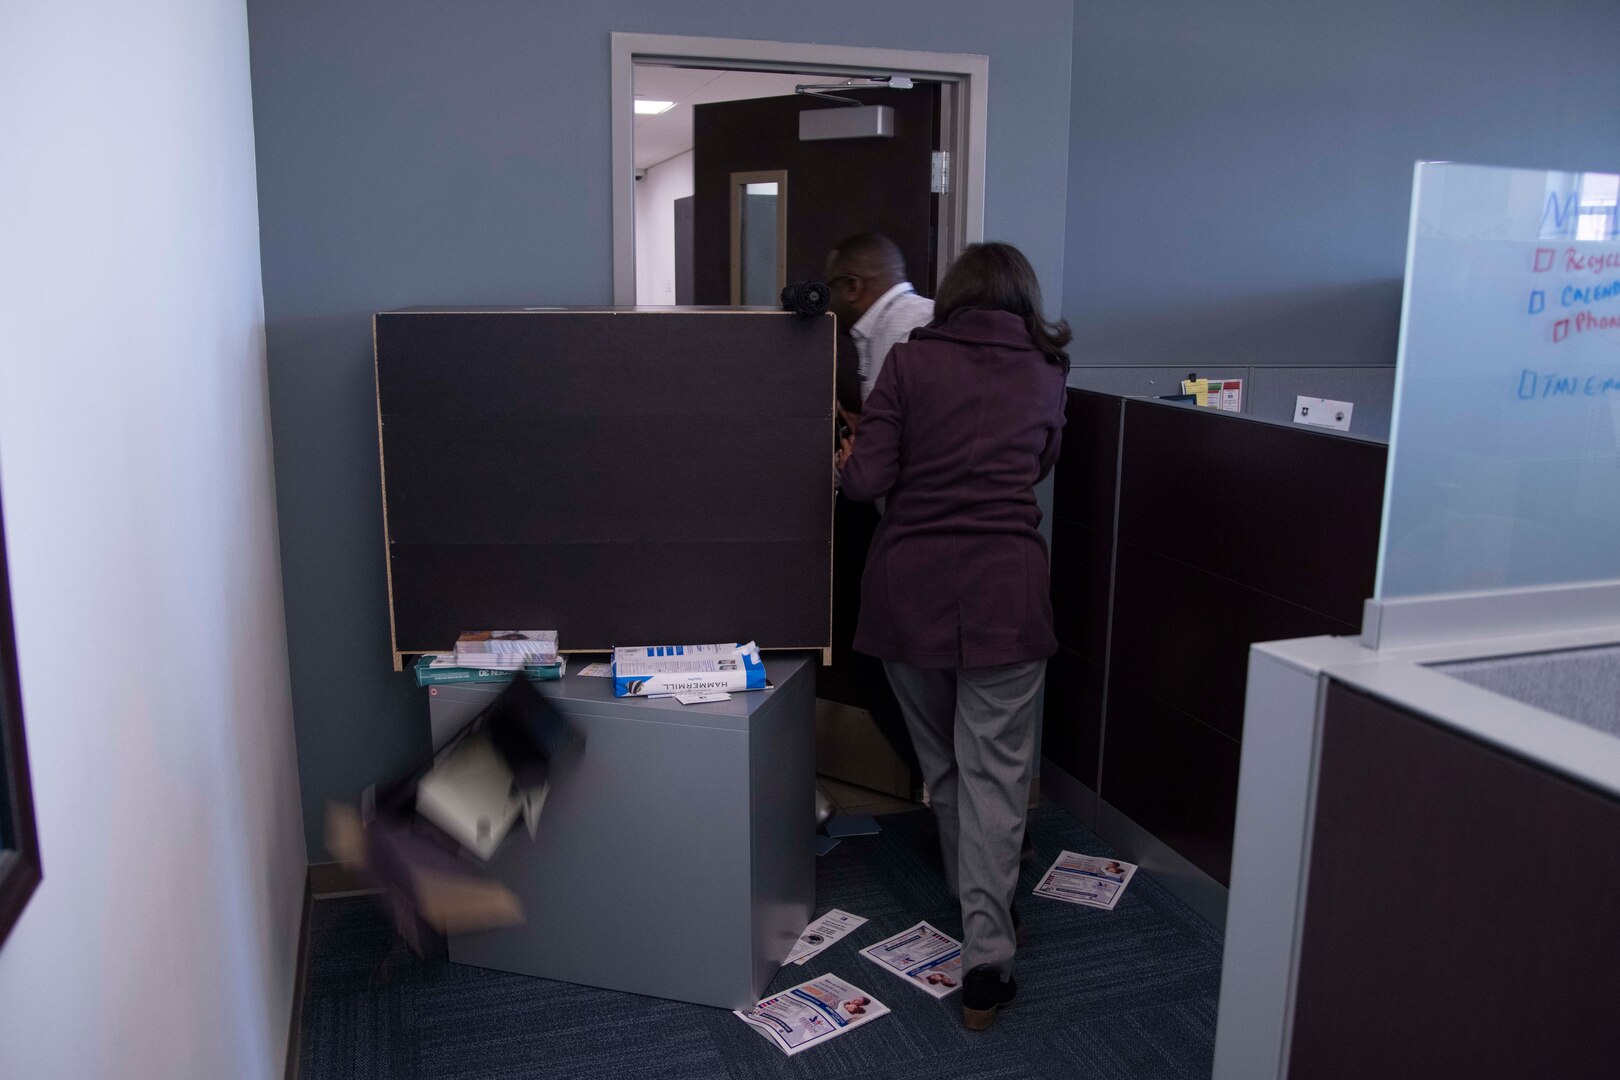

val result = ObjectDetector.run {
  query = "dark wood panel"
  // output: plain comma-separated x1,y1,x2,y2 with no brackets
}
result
1042,644,1105,792
1099,692,1241,884
1107,544,1360,742
389,541,830,654
1044,388,1122,786
1116,400,1385,624
1290,683,1620,1077
692,88,938,304
1052,389,1123,533
375,309,835,657
375,310,834,419
821,494,878,708
1049,514,1113,661
1045,391,1383,886
381,415,828,545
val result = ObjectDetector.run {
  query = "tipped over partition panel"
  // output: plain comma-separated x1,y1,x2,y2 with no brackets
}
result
374,308,836,667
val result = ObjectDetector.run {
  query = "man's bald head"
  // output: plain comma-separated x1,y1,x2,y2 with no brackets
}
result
826,233,906,283
824,232,909,325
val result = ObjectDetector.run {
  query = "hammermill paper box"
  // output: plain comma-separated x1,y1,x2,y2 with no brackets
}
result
612,642,768,698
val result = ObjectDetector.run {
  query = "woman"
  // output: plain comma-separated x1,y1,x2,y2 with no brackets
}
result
838,242,1068,1031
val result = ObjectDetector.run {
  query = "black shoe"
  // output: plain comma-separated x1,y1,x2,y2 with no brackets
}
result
962,964,1017,1031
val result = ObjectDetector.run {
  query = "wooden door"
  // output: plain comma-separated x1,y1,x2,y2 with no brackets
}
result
691,85,940,306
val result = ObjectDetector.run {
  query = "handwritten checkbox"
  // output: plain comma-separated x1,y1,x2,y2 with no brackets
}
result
1528,290,1545,314
1554,319,1570,343
1534,248,1556,272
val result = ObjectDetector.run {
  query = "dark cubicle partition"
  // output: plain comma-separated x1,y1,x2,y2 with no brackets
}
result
1045,390,1122,797
1043,391,1387,887
374,308,835,665
1287,680,1620,1075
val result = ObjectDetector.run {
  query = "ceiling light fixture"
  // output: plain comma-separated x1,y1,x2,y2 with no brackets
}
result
634,99,676,115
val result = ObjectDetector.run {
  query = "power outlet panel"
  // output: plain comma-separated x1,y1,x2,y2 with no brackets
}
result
1294,396,1354,432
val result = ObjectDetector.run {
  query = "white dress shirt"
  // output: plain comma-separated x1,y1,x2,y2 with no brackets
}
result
850,281,935,404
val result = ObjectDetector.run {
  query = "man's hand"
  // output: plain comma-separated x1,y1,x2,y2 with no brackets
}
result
837,433,855,470
836,401,861,436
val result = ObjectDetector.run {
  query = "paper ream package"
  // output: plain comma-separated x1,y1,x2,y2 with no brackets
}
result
414,653,565,687
612,641,768,697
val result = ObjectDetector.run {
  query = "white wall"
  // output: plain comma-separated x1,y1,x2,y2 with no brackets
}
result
0,3,305,1078
634,151,695,305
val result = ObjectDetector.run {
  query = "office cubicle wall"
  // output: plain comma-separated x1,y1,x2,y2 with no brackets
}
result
1216,626,1620,1079
1286,678,1620,1075
1215,162,1620,1077
1044,390,1122,800
1043,391,1387,893
1066,366,1396,441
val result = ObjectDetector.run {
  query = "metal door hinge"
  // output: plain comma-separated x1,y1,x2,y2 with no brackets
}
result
931,150,950,194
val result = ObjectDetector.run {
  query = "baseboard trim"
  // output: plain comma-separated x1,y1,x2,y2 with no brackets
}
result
1039,757,1098,829
285,863,384,1078
309,860,382,899
1041,757,1228,929
284,870,313,1080
1096,798,1228,930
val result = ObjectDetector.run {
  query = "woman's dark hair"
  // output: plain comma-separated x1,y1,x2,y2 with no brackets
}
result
932,242,1071,371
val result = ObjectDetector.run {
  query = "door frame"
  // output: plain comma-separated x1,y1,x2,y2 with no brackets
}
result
610,32,988,305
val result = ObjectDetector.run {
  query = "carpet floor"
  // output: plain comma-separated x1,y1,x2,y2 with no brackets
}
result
299,800,1222,1079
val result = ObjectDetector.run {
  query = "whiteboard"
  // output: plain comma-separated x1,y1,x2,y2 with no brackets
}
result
1377,161,1620,599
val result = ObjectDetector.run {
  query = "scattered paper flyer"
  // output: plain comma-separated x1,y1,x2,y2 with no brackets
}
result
858,921,963,999
576,662,613,678
734,974,889,1056
1033,850,1138,910
786,908,868,966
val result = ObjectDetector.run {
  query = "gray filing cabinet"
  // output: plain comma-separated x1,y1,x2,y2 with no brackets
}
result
425,654,816,1010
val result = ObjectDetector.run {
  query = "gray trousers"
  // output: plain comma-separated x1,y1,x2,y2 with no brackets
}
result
883,658,1046,978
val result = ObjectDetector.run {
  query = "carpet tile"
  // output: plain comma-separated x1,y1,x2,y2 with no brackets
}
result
300,800,1222,1079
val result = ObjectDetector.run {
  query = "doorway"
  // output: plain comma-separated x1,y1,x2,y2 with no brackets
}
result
629,62,945,308
611,33,987,305
630,66,810,305
613,34,990,805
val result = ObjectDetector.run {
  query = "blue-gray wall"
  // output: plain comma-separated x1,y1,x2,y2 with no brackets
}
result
1064,0,1620,434
246,0,1075,856
252,0,1620,856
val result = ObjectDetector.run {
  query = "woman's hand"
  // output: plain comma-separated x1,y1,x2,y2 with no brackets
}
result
837,433,855,470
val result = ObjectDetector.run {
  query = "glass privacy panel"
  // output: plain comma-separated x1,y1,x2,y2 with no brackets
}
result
729,171,786,306
1377,161,1620,599
739,185,779,305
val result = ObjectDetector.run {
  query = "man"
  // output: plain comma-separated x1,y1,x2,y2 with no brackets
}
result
824,233,935,408
822,233,936,800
